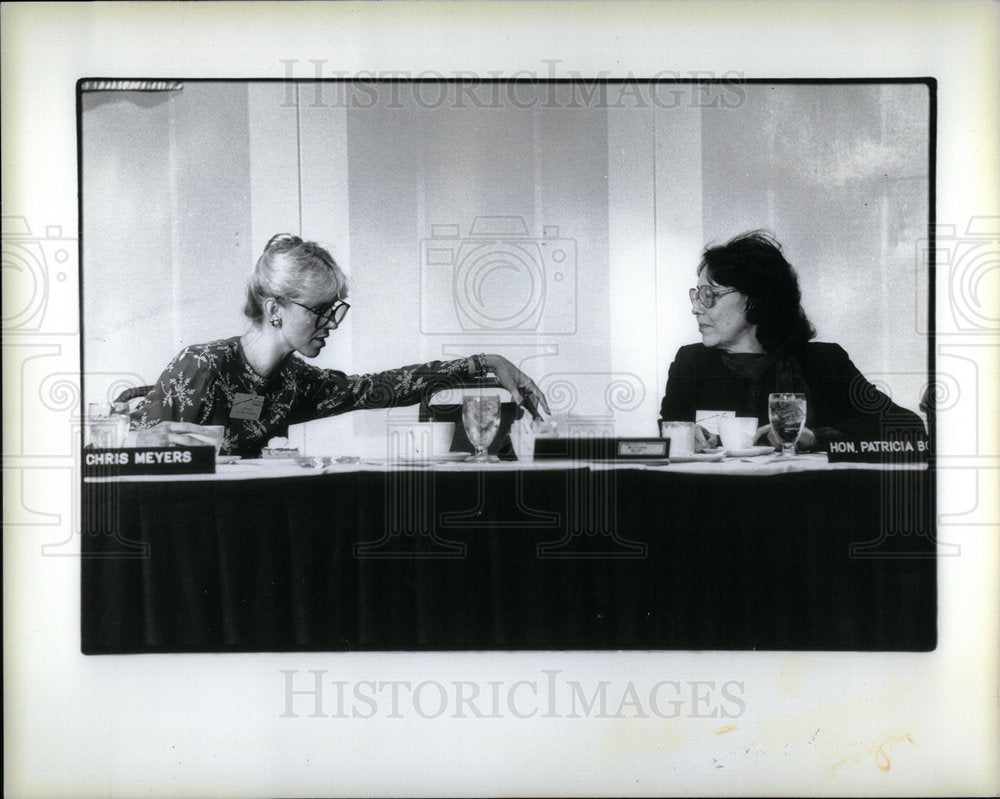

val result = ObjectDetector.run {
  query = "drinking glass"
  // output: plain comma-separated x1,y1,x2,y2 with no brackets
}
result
87,402,129,449
768,392,807,457
462,395,501,462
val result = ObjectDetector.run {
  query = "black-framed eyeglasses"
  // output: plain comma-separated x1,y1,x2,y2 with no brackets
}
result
689,286,739,309
281,297,350,329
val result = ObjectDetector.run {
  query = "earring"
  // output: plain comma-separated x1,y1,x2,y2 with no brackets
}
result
269,316,281,328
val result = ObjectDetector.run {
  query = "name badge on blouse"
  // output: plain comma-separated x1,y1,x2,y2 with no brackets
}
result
230,392,264,421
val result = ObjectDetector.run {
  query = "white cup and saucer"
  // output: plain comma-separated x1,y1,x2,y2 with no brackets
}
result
718,416,773,457
390,421,465,464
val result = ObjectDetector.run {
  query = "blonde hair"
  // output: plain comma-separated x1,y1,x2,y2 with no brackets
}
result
243,234,349,323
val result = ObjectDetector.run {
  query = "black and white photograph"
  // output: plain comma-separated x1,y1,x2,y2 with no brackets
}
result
78,77,936,655
3,3,998,798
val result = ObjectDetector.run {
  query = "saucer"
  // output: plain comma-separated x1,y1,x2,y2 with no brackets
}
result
667,451,727,463
723,445,776,458
397,452,471,465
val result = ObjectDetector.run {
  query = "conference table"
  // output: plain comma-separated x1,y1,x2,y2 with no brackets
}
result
81,453,936,654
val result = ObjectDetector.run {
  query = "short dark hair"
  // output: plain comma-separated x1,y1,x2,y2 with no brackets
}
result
699,231,815,351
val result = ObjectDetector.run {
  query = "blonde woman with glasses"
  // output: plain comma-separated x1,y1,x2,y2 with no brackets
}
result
131,234,549,457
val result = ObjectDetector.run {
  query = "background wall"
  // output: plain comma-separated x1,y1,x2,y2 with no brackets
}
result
82,84,253,378
82,80,929,456
700,83,930,398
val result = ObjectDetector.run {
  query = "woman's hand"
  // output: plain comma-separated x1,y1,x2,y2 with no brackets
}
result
133,421,219,448
757,424,816,451
485,354,551,420
694,425,719,452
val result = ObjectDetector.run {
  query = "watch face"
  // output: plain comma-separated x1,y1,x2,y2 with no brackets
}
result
617,440,668,458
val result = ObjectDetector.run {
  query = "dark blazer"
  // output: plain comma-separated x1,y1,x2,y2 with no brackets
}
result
659,342,926,446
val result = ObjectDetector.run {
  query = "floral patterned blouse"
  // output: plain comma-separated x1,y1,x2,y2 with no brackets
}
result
131,337,472,457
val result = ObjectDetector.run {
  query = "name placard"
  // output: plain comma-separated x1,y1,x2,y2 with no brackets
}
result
827,437,929,463
534,437,670,461
83,446,216,477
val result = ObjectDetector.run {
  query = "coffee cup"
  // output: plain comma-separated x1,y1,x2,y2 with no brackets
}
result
187,425,225,454
718,416,758,450
658,420,695,457
392,422,455,460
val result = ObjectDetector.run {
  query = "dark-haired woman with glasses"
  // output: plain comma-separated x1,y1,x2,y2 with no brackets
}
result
130,233,549,456
659,231,924,451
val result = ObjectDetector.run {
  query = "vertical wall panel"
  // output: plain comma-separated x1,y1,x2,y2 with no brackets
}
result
608,93,659,436
294,85,357,453
247,82,301,253
342,83,612,452
83,83,252,401
655,87,705,417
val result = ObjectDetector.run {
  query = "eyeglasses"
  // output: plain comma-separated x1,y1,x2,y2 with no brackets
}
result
689,286,739,309
282,297,350,330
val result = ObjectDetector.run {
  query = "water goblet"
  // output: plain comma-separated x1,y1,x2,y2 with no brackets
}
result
768,392,807,457
87,402,129,449
462,395,501,462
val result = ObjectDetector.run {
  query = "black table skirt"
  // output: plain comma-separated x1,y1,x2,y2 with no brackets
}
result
82,467,936,653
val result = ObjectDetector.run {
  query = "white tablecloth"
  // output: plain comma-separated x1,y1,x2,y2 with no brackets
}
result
86,451,928,483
